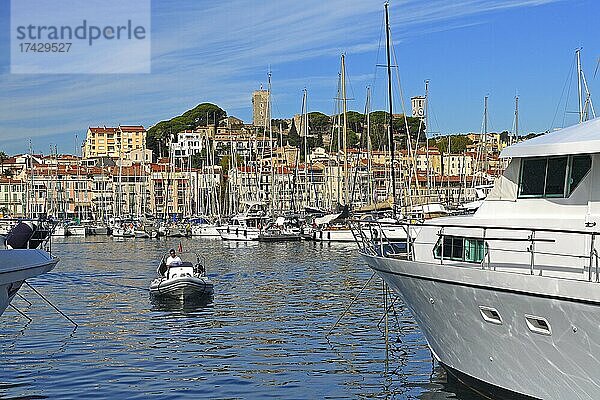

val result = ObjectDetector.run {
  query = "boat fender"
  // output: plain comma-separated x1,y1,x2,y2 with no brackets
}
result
6,221,35,249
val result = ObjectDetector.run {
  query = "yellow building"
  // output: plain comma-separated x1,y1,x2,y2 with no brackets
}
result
82,125,147,159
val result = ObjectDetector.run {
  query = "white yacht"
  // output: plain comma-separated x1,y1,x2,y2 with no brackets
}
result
0,222,59,316
356,117,600,399
217,202,267,241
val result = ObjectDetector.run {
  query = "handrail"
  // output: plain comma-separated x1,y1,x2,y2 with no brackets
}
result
352,218,600,284
349,218,600,237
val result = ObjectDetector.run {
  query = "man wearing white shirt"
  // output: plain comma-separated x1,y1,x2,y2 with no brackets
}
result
166,248,182,266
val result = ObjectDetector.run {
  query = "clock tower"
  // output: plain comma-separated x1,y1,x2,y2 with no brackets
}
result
411,96,425,119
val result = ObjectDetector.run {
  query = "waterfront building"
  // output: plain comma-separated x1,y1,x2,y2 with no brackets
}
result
82,125,147,159
0,178,26,217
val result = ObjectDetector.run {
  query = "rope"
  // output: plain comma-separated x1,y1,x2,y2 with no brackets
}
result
9,303,32,322
327,271,376,336
24,281,78,329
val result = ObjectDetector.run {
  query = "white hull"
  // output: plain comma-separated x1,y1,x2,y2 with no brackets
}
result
0,249,59,316
149,276,213,300
363,252,600,400
67,226,86,236
191,225,220,237
217,226,260,241
51,226,69,237
112,227,134,238
312,228,355,242
314,225,408,242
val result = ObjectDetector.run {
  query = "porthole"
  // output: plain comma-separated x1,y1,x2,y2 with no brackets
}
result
525,315,551,336
479,306,502,325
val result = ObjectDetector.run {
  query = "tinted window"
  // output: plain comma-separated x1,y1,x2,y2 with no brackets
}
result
569,155,592,195
434,236,486,263
520,158,546,196
451,237,464,259
545,157,567,196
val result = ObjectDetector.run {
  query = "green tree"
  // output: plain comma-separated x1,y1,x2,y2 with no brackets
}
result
364,112,425,150
286,119,301,147
430,135,473,153
219,154,244,171
147,103,226,158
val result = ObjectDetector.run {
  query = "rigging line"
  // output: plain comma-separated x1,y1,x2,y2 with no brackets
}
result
16,292,32,306
388,25,417,193
552,55,575,130
371,8,387,99
23,281,78,329
326,271,377,336
9,304,32,322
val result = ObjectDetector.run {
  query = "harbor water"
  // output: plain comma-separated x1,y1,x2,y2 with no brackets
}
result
1,237,481,399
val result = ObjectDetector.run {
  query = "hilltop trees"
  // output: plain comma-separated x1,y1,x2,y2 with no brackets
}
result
147,103,226,158
429,135,473,153
144,102,426,162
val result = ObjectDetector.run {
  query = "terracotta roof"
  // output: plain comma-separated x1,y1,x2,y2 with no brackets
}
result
0,177,24,184
89,126,118,133
119,125,146,132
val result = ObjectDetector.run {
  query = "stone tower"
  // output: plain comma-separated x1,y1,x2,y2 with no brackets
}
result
252,88,270,127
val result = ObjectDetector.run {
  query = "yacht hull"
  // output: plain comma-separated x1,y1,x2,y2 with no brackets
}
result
362,253,600,400
191,225,220,237
217,226,260,241
0,249,59,316
314,225,408,243
67,226,86,236
313,228,355,242
149,276,213,300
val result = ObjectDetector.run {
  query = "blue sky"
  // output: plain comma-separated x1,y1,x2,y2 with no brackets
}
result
0,0,599,155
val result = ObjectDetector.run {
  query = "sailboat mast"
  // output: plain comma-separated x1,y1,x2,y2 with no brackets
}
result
513,95,519,146
301,88,308,209
483,95,488,179
268,71,276,215
384,2,397,209
424,79,431,199
365,86,373,205
577,48,584,123
341,54,349,206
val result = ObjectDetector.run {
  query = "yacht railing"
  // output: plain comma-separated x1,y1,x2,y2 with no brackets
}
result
351,219,600,283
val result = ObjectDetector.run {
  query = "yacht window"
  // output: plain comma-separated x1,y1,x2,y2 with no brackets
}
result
544,157,567,197
519,155,585,198
434,236,486,263
568,155,592,195
519,158,546,196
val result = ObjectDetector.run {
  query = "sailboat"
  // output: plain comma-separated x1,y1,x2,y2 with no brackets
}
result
313,54,356,243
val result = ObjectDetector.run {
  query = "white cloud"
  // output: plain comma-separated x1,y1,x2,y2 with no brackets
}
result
0,0,562,153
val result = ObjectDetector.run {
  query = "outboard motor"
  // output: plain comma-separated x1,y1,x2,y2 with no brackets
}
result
6,221,36,249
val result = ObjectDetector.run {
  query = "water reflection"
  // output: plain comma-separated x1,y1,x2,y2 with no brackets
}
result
149,293,214,313
1,237,485,399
